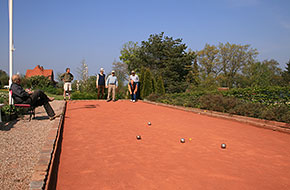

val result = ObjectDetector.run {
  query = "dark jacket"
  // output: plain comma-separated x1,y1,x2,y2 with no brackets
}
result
10,83,31,104
60,72,74,82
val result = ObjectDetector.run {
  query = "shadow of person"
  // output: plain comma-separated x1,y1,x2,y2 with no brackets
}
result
0,120,18,131
32,116,50,120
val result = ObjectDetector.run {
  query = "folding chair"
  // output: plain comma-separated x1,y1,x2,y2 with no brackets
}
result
10,90,35,121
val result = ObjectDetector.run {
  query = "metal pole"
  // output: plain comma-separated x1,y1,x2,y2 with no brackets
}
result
8,0,13,105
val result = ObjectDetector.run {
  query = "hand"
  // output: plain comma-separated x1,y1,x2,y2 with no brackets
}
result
129,91,132,95
134,90,137,94
96,85,98,89
105,86,108,88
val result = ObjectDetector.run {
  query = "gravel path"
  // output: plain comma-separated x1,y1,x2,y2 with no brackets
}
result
0,101,65,190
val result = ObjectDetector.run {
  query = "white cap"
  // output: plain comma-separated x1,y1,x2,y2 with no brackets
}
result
100,68,104,71
111,70,115,73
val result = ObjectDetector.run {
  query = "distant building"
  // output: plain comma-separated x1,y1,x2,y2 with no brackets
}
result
26,65,54,82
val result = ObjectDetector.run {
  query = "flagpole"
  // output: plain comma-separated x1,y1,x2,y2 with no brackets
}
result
8,0,13,105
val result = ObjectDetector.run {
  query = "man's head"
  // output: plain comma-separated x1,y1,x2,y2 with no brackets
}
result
130,79,134,84
131,71,135,76
111,71,115,76
100,68,104,74
12,74,21,84
66,68,70,73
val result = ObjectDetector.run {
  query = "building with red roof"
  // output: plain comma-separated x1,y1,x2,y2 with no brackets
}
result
26,65,54,82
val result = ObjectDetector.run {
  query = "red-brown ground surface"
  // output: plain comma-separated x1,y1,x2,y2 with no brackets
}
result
56,100,290,190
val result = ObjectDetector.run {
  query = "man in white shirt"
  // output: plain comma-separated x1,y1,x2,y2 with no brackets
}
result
129,71,139,100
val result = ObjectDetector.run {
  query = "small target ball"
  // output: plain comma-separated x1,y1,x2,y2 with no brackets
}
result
221,143,226,149
180,138,185,143
148,122,151,126
189,138,192,141
136,135,142,140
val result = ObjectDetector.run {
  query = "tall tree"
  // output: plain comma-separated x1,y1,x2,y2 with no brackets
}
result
282,59,290,85
76,59,89,91
112,60,128,86
242,59,282,87
0,70,9,88
218,42,258,88
119,41,140,73
141,69,153,98
156,75,165,95
136,32,195,93
197,44,221,78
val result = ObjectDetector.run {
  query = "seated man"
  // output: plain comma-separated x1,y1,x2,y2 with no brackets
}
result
128,79,138,102
10,75,58,120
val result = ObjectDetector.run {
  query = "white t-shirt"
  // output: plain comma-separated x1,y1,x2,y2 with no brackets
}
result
130,75,139,82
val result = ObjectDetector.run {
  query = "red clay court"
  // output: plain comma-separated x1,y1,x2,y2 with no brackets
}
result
56,100,290,190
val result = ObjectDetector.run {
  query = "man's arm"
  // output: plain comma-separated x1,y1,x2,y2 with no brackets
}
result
106,75,110,88
71,73,74,81
96,74,99,88
116,78,118,88
128,83,132,94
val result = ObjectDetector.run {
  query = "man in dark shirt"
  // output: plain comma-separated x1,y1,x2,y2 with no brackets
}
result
96,68,106,99
60,68,74,100
10,75,57,120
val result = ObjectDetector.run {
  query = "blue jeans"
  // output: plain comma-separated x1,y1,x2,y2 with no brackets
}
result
131,93,136,101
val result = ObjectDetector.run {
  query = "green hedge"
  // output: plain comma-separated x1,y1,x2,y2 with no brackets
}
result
147,87,290,123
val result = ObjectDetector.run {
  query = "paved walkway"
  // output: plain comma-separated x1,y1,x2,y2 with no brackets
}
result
57,100,290,190
0,101,64,190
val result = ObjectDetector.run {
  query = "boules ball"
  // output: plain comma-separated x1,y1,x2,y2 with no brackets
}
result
136,135,142,140
221,143,226,149
180,138,185,143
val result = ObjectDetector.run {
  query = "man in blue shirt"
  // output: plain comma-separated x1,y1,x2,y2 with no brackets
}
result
106,71,118,102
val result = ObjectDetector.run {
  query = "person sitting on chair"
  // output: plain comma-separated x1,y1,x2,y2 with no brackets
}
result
10,74,58,120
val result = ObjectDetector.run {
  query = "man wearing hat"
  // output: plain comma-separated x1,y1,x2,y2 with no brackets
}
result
106,71,118,102
96,68,106,99
129,71,140,100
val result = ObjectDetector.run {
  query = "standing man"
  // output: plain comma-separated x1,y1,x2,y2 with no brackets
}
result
96,68,106,99
106,71,118,102
60,68,74,100
129,71,140,100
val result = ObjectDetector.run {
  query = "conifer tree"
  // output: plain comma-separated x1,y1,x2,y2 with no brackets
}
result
141,69,153,98
156,75,165,95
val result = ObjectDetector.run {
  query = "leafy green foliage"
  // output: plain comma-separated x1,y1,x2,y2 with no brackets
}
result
282,59,290,85
148,87,290,123
141,69,153,98
120,32,195,93
26,75,53,89
0,70,9,88
156,75,165,95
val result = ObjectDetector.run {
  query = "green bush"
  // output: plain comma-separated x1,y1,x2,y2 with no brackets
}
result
149,88,290,123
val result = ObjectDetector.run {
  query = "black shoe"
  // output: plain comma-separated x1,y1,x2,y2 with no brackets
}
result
113,100,117,102
107,99,111,102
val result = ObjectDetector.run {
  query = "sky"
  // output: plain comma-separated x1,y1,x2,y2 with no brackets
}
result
0,0,290,79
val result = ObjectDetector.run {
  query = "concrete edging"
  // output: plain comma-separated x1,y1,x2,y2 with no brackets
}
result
29,101,67,190
142,100,290,134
